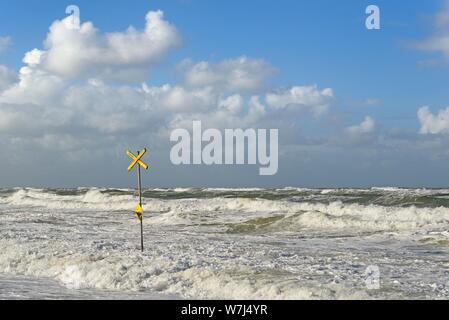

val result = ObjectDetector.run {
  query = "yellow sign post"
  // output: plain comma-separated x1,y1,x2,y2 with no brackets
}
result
127,148,149,252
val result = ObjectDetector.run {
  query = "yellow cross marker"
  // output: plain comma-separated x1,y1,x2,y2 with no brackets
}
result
127,149,149,171
126,148,150,252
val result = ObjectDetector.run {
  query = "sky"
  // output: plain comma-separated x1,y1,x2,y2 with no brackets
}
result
1,0,449,188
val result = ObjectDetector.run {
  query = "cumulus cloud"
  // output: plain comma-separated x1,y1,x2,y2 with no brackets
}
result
0,36,11,52
219,94,244,115
416,0,449,61
0,9,337,161
1,78,334,151
0,67,66,106
418,106,449,134
23,11,181,81
0,65,18,92
265,86,333,117
332,116,378,147
178,56,276,92
345,116,376,136
415,1,449,134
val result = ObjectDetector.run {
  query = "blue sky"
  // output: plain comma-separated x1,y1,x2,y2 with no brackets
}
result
1,0,449,187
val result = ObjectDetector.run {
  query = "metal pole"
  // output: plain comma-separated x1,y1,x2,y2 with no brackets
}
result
137,153,144,252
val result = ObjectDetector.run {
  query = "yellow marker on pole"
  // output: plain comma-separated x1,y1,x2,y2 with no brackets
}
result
127,148,149,252
135,203,143,222
127,150,149,171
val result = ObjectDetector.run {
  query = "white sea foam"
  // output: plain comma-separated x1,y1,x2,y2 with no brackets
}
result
173,188,194,193
0,237,371,300
2,188,449,299
204,188,265,192
3,188,449,234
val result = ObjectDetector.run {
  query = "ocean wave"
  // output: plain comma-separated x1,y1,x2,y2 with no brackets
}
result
0,238,369,300
3,187,449,299
204,188,265,192
2,188,449,233
0,188,135,211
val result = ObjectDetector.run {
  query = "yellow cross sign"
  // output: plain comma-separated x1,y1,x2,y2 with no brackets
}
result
126,148,150,252
127,149,149,171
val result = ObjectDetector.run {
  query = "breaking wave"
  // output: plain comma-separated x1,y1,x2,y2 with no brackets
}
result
2,187,449,234
2,187,449,299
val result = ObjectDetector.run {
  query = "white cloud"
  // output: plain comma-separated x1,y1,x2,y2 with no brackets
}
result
219,94,244,115
23,49,45,66
1,73,334,145
334,116,378,147
179,56,276,92
0,66,65,105
418,106,449,134
24,11,181,81
265,85,333,117
362,98,382,107
416,0,449,61
346,116,376,136
159,85,216,112
0,65,18,92
0,10,336,156
0,36,11,52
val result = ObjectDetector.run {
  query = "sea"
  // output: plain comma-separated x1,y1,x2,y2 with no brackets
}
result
1,187,449,299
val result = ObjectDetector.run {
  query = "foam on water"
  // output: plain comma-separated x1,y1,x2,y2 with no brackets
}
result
1,187,449,299
3,188,449,234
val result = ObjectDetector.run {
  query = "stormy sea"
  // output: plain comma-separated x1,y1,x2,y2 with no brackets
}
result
1,187,449,299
